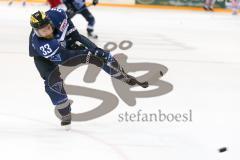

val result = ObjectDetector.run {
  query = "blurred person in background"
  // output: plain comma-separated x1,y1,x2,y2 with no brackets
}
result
231,0,239,15
47,0,62,8
203,0,215,11
62,0,99,39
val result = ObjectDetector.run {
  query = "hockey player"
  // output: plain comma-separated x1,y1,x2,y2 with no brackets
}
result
232,0,239,15
62,0,99,39
29,9,148,130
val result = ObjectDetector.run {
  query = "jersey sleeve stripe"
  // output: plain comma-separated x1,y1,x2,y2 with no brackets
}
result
58,24,69,42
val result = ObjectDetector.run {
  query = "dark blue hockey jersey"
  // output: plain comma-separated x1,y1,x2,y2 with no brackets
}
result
29,8,76,61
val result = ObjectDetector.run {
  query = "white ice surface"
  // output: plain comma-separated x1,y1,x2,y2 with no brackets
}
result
0,3,240,160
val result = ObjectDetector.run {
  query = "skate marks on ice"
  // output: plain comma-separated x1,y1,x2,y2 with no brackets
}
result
53,41,173,121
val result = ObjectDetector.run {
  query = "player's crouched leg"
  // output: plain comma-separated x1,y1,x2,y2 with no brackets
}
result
33,52,72,129
55,100,72,129
44,76,72,129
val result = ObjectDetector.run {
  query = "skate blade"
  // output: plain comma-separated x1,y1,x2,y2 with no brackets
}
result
62,124,71,131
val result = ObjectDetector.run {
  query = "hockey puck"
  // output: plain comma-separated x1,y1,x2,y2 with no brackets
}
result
218,147,227,153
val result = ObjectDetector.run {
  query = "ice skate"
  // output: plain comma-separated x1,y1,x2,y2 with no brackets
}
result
61,113,71,131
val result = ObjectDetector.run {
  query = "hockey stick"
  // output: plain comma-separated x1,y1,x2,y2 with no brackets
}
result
135,71,164,88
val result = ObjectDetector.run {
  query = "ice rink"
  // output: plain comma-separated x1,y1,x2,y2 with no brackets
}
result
0,3,239,160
